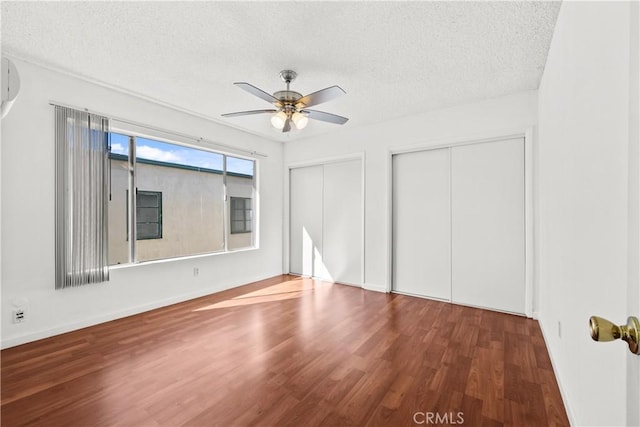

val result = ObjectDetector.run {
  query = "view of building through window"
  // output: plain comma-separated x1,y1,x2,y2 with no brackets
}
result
230,197,253,234
135,191,163,240
108,133,256,265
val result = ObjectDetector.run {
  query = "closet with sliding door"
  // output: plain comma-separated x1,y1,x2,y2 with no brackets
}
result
289,158,363,286
392,137,525,314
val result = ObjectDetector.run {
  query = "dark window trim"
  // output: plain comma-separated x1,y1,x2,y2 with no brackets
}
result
126,190,163,240
136,190,163,240
230,197,252,234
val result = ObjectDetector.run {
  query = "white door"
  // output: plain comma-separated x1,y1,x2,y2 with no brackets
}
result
289,165,323,277
289,160,363,285
322,160,362,285
392,148,451,300
451,138,525,314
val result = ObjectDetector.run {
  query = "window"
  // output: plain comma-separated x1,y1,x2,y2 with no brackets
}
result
136,191,162,239
108,132,256,265
230,197,252,234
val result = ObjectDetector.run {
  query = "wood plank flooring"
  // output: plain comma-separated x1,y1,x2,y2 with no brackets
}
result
1,275,569,426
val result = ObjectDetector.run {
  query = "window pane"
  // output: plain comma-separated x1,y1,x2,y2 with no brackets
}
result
138,223,159,239
137,206,159,223
227,156,254,176
136,137,224,170
138,193,159,207
229,192,254,248
108,133,130,265
135,191,161,240
136,138,225,261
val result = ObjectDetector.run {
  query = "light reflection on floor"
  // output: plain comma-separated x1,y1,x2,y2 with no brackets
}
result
193,278,326,311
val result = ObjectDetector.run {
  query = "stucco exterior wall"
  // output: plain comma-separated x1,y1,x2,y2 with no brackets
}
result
108,158,254,264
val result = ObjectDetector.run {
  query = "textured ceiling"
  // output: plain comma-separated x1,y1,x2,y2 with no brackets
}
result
1,1,561,142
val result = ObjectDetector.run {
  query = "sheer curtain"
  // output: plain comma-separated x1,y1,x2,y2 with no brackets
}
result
55,106,110,289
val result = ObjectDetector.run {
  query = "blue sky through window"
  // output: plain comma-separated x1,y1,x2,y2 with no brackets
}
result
227,156,254,176
110,133,254,176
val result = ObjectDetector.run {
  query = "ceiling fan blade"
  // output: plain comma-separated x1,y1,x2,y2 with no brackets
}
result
234,82,282,107
221,109,277,118
302,109,349,125
282,117,292,133
295,85,346,108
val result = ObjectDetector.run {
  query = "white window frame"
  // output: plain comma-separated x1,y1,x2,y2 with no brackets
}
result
108,125,258,267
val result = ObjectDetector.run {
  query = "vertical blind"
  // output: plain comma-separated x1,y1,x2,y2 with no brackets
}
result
55,106,110,289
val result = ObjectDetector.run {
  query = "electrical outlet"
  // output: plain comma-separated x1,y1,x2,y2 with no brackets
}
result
12,309,25,324
193,267,199,277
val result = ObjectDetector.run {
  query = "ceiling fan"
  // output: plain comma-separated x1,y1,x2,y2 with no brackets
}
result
222,70,348,133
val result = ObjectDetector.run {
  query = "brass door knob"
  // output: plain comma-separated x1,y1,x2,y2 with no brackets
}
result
589,315,640,355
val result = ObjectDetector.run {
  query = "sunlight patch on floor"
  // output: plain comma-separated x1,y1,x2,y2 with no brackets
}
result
193,278,328,311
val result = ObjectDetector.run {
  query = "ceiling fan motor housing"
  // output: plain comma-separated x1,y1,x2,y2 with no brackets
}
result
273,90,303,112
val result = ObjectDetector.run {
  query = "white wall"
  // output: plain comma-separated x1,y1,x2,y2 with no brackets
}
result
537,2,639,425
285,90,537,293
0,59,283,349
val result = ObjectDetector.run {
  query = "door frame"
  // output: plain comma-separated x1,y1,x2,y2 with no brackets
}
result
387,128,534,317
627,2,640,422
284,152,366,286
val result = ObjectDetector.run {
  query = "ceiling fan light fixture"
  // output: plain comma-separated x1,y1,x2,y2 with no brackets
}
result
292,112,308,130
223,70,348,134
270,111,287,129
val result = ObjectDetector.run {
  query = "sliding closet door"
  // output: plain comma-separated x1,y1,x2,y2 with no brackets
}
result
451,138,525,314
393,149,451,300
290,166,323,277
322,160,362,285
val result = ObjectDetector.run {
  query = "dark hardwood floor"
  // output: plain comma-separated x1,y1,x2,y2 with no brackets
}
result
1,275,569,426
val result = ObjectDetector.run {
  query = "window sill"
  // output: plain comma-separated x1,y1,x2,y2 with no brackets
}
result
109,246,259,270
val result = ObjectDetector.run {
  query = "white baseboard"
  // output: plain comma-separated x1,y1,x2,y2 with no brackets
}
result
362,283,388,293
0,275,268,349
533,310,540,320
537,316,576,426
